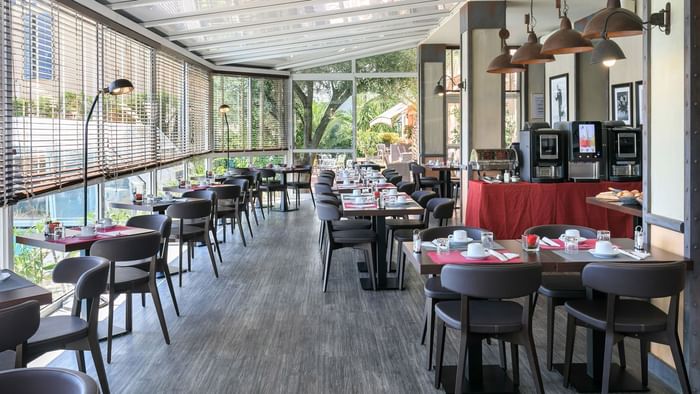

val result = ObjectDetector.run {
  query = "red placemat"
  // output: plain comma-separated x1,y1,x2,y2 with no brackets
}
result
376,184,396,190
343,201,377,209
540,239,597,251
426,251,522,265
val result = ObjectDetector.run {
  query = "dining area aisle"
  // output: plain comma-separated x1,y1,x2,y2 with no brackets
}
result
39,197,676,394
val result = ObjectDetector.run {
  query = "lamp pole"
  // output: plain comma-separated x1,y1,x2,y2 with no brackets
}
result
219,104,231,171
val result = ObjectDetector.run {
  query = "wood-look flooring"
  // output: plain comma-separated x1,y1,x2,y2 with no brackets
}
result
45,195,676,393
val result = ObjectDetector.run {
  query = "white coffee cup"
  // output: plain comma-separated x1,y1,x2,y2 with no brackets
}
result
377,179,386,185
352,189,361,196
565,229,581,239
466,243,486,258
594,240,615,254
165,192,173,200
102,218,113,227
344,179,351,185
387,189,398,195
80,225,95,236
452,230,468,242
396,196,407,203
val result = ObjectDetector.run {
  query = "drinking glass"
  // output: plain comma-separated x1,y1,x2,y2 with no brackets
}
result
521,234,540,252
597,230,611,242
481,232,494,250
436,238,449,253
564,235,579,254
53,225,64,240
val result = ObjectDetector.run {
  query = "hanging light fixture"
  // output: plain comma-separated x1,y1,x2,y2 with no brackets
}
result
512,0,555,65
591,38,626,67
541,0,593,55
487,28,525,74
583,0,643,39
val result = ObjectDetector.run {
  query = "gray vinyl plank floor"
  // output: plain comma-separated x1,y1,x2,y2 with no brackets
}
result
45,194,677,393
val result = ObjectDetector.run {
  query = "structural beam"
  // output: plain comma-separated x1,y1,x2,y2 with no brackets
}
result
276,40,418,70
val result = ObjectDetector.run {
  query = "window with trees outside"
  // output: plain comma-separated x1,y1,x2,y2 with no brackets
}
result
292,49,418,169
445,48,461,162
504,72,522,146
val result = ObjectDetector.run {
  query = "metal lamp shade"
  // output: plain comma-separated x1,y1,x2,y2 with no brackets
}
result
487,47,525,74
433,82,446,96
219,104,231,113
511,32,555,65
541,16,594,55
107,79,134,95
591,38,626,65
582,0,643,39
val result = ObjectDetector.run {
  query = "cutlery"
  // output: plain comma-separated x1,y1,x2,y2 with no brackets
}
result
487,249,508,261
542,237,559,247
618,249,645,260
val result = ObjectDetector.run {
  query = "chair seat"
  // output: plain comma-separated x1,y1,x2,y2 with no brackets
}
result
435,300,524,334
386,219,424,230
565,299,668,333
333,229,376,244
538,273,586,299
28,316,88,347
332,219,371,230
0,368,100,394
113,266,149,287
424,277,459,300
393,229,414,242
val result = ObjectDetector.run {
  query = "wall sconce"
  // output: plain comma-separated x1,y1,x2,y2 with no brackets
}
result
590,2,671,67
434,75,465,96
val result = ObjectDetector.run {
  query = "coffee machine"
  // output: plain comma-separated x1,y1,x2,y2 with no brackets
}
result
564,121,605,181
517,122,568,183
603,121,642,181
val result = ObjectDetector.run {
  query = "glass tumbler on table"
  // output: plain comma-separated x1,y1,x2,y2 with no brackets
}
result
564,235,579,254
597,230,611,242
53,225,64,240
436,238,449,253
481,232,494,250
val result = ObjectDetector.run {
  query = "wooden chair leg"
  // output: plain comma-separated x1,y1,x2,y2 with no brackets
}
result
107,291,115,363
525,331,545,394
178,240,183,288
76,350,86,372
237,213,247,247
244,211,253,238
149,282,171,344
186,241,192,272
546,296,555,371
668,332,692,394
204,235,219,278
563,315,577,388
618,339,627,369
125,292,133,332
499,340,507,370
427,298,437,371
322,248,333,293
88,331,110,394
600,330,616,394
454,329,469,394
640,339,648,387
434,319,446,389
161,263,180,317
511,343,520,386
420,297,430,345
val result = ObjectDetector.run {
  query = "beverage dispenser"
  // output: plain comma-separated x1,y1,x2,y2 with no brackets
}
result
603,121,642,181
517,122,568,183
565,121,604,181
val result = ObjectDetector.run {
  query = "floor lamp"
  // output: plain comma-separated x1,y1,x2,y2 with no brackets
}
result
219,104,231,172
83,79,134,225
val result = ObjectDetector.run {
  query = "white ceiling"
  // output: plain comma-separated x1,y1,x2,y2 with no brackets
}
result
99,0,633,71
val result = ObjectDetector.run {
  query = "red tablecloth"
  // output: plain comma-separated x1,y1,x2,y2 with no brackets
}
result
465,180,641,239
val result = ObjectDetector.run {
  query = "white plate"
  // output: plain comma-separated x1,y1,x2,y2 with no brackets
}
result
589,249,620,259
460,251,489,260
0,272,10,282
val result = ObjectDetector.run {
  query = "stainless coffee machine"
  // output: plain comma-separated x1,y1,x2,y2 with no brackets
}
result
603,121,642,181
564,121,604,181
517,122,568,183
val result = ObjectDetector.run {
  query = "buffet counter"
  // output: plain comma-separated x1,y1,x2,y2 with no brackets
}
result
465,180,642,239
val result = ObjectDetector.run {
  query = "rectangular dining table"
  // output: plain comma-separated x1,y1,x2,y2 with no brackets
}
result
0,270,52,309
15,226,155,254
425,164,462,198
402,238,691,393
340,193,424,290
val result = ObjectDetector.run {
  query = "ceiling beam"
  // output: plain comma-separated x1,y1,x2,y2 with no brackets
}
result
167,1,454,41
184,13,446,51
213,34,427,65
201,27,432,59
276,40,418,70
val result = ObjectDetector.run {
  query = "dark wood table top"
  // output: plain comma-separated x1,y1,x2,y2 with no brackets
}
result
162,184,228,194
340,194,424,217
425,164,463,171
403,238,692,276
0,270,52,310
109,199,180,212
586,197,643,218
15,226,156,253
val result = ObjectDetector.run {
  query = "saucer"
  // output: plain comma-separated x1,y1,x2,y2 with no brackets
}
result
559,235,587,243
589,249,620,259
0,272,10,282
450,238,473,245
460,251,489,260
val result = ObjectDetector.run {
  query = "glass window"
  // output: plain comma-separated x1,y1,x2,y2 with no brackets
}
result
104,173,152,224
445,48,461,162
504,73,521,147
293,152,349,172
293,80,353,150
156,164,184,196
356,48,417,73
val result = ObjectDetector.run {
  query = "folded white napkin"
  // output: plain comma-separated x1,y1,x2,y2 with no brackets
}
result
541,237,559,247
618,249,650,260
487,249,519,261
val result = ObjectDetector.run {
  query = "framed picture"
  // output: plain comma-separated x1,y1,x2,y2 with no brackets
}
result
611,83,633,126
549,74,569,126
635,80,644,127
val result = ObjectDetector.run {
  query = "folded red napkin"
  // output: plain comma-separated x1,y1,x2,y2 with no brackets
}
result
426,251,522,265
343,202,377,209
540,238,597,250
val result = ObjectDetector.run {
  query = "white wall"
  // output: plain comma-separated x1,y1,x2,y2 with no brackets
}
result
471,29,503,149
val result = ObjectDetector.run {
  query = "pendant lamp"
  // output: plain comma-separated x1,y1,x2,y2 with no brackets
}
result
512,5,555,65
583,0,643,39
487,29,525,74
541,0,593,55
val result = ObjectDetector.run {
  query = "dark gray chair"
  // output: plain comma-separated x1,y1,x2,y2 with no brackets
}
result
90,232,171,363
523,224,618,371
182,190,223,263
223,179,254,240
385,191,437,267
230,174,260,225
288,165,315,208
396,181,416,194
411,163,442,195
124,214,179,316
258,168,287,213
213,184,247,246
166,200,220,287
434,263,544,394
0,368,99,394
417,226,488,370
22,257,110,393
248,169,266,220
387,175,402,185
0,300,40,367
317,202,377,292
563,262,690,394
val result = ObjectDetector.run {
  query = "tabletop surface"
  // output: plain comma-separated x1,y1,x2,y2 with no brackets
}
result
15,226,156,253
0,270,52,309
340,193,424,217
403,238,691,276
586,197,643,218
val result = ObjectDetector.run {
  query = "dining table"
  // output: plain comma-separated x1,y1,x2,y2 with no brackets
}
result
340,193,424,290
0,270,52,310
15,226,156,254
271,166,307,212
425,164,462,198
402,238,691,393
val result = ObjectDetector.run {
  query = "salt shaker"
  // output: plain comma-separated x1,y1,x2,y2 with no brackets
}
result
413,229,421,253
503,170,511,183
634,225,645,251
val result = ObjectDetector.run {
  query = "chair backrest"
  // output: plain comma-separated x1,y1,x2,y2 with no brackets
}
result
53,256,109,301
316,177,333,186
319,170,335,177
382,168,397,177
523,224,597,239
166,199,212,220
90,232,162,263
388,175,402,185
397,182,415,194
259,168,277,181
411,164,426,177
441,263,542,299
316,201,341,222
419,226,488,242
582,262,686,298
316,194,340,206
0,301,39,353
209,184,241,201
411,190,436,207
314,183,334,195
126,214,171,241
428,198,454,219
0,368,100,394
231,168,251,176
